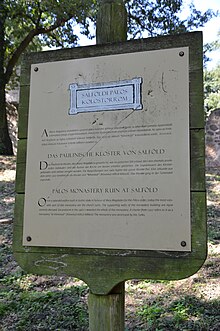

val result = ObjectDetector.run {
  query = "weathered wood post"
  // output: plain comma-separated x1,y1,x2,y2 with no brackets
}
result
96,0,127,44
88,1,127,330
88,282,125,331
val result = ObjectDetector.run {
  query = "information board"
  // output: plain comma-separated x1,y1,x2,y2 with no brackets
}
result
23,47,191,251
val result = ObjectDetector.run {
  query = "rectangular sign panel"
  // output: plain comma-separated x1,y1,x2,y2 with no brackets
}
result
23,47,190,251
69,77,142,114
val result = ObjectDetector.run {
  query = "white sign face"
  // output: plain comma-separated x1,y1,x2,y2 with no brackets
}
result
23,47,191,251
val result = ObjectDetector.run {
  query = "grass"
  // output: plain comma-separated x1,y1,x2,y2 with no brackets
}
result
0,276,88,331
0,156,220,330
133,294,220,330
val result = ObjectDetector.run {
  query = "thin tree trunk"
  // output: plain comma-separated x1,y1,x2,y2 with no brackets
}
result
0,1,13,155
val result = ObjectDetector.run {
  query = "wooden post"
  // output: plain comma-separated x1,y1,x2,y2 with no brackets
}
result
88,1,127,330
89,283,125,331
96,0,127,44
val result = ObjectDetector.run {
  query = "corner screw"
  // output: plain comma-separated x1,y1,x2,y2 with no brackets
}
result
179,51,184,57
26,236,32,242
181,241,186,247
34,67,39,72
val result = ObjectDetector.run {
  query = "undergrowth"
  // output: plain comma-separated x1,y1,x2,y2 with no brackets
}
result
0,158,219,330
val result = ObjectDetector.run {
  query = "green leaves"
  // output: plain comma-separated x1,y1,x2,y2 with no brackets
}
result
126,0,216,38
0,275,89,330
3,0,217,85
204,64,220,116
4,0,96,86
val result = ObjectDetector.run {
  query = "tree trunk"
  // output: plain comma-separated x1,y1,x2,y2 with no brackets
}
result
0,88,13,156
0,1,13,155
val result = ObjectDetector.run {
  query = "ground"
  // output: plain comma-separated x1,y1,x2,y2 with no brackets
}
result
0,156,220,330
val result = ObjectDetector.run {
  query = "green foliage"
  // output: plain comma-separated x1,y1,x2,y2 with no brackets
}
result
208,213,220,242
0,0,96,155
204,30,220,64
3,0,96,86
138,303,164,325
204,31,220,116
125,0,215,38
0,275,89,330
3,0,217,86
4,0,96,52
204,64,220,116
135,295,220,330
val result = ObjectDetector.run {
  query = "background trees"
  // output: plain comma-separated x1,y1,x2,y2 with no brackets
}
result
1,0,95,155
126,0,214,38
204,65,220,117
204,32,220,117
0,0,216,155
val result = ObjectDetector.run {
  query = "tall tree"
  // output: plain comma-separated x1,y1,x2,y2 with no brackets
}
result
1,0,95,155
0,0,215,155
0,0,12,154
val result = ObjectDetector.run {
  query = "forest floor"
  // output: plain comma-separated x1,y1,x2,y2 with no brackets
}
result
0,156,220,330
